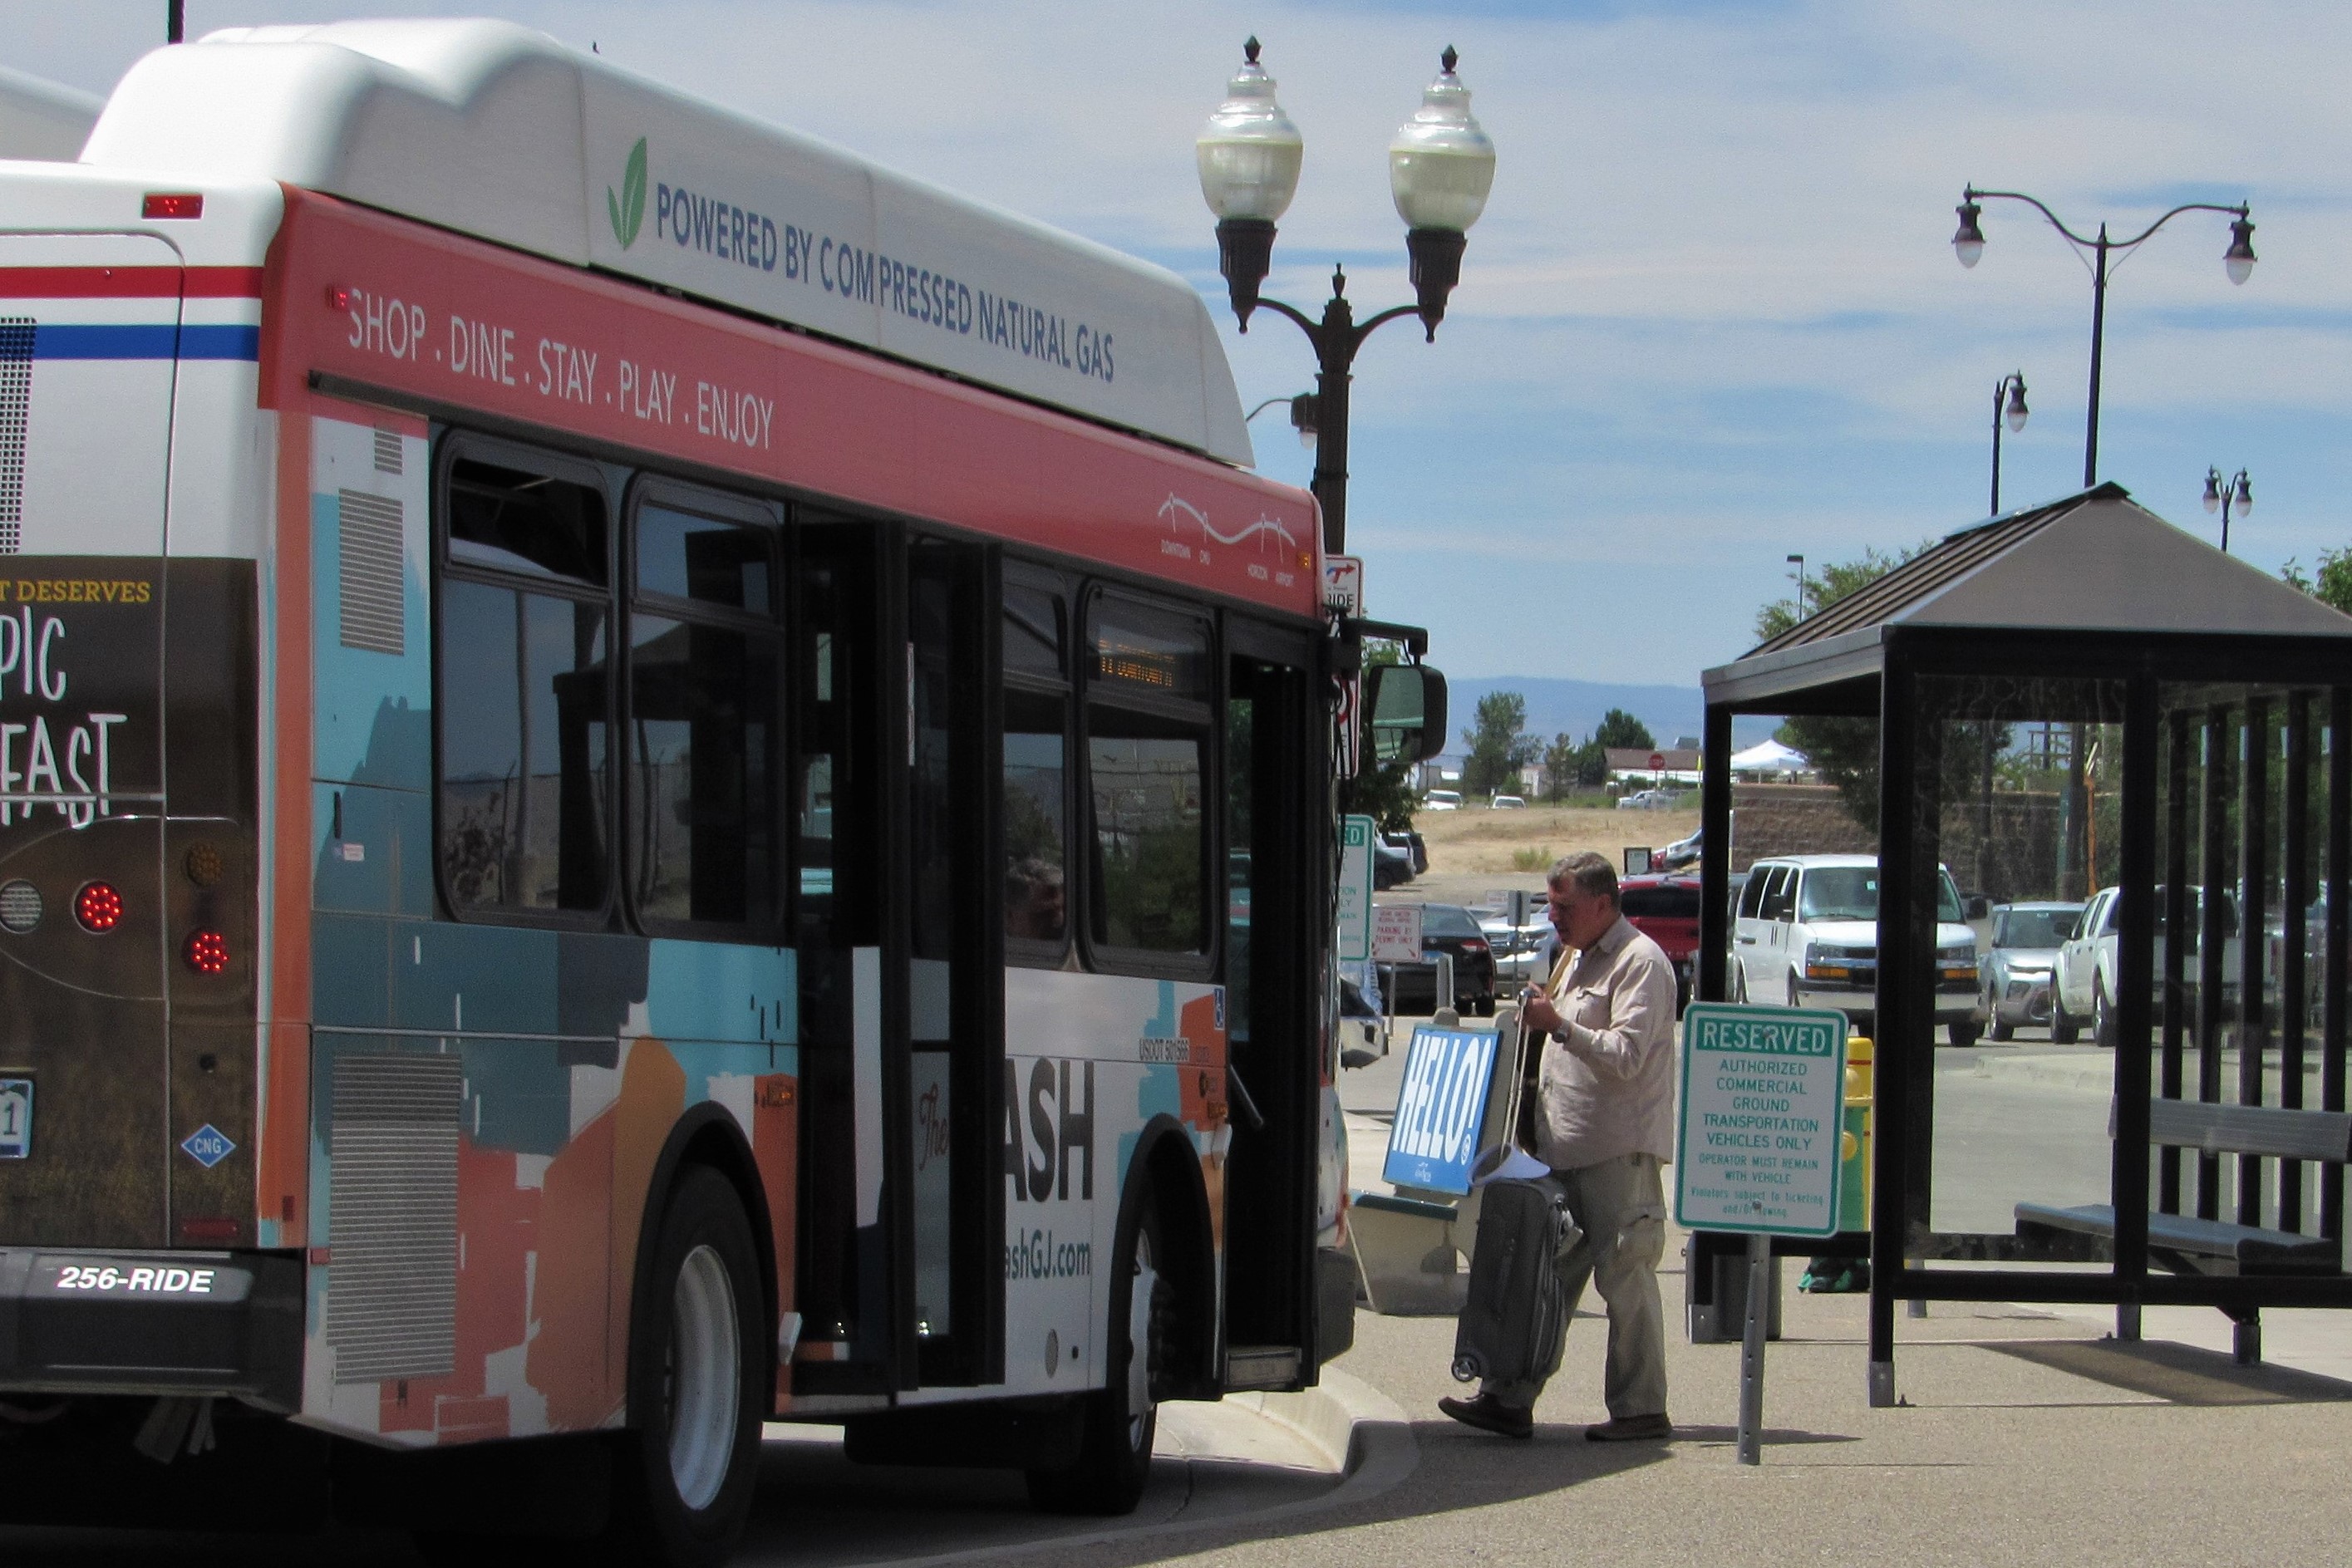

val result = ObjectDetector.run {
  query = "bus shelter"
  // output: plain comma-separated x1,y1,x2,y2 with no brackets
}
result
1696,484,2352,1405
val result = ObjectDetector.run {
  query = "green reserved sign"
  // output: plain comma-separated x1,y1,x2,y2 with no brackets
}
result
1674,1003,1850,1237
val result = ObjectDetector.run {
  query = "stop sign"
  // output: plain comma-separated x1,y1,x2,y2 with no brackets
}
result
1648,751,1665,772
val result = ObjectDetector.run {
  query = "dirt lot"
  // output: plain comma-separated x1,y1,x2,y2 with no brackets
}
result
1393,803,1699,907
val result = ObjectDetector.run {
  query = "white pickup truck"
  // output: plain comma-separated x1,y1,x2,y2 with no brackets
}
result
2050,885,2243,1045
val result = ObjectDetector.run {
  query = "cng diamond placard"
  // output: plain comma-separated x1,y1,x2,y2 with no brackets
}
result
1674,1004,1848,1236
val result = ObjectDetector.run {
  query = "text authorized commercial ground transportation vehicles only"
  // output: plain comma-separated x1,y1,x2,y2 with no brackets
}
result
0,22,1446,1561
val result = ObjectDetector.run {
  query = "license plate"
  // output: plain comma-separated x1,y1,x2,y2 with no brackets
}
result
0,1077,29,1160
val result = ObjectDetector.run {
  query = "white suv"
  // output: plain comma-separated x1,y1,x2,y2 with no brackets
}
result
1733,853,1986,1046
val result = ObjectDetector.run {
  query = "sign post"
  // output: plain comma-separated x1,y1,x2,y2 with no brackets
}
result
1673,1002,1849,1465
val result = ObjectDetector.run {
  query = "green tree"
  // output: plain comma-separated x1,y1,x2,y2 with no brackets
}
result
1462,690,1536,795
1753,541,2000,833
1572,735,1609,789
2282,551,2352,617
1591,707,1655,752
1541,731,1578,801
1339,641,1417,830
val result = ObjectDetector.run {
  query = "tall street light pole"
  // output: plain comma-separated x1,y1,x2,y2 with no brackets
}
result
1990,371,2029,515
1198,40,1497,555
1952,189,2256,489
1786,553,1808,617
2204,466,2252,553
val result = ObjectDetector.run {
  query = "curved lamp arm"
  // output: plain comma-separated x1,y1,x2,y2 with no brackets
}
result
1967,185,2251,253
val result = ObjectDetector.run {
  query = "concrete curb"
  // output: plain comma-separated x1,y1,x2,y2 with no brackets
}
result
1969,1049,2328,1099
861,1369,1420,1567
1228,1365,1420,1489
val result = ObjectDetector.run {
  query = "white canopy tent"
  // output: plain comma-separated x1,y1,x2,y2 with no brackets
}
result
1729,738,1807,774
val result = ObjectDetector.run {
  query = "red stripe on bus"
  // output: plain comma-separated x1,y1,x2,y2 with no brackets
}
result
0,265,264,298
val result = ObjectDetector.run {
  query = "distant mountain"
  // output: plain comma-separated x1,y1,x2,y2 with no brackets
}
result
1440,676,1782,755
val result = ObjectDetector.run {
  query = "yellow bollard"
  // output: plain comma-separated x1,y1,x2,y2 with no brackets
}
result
1839,1036,1872,1231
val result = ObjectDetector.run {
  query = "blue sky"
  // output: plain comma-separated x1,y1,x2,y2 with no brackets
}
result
19,1,2350,688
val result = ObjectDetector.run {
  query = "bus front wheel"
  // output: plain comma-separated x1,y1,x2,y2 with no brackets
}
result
1026,1190,1169,1516
618,1165,765,1567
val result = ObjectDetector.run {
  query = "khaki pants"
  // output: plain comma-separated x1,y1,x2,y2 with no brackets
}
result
1482,1152,1668,1419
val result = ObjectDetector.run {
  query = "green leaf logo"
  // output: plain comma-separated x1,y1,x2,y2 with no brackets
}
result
608,136,647,248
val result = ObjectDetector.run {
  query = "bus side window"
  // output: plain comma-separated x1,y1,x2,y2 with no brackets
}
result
622,483,785,934
435,447,614,919
1081,596,1211,965
1002,579,1069,955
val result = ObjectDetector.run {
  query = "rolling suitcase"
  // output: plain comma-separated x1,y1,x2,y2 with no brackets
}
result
1450,1173,1579,1386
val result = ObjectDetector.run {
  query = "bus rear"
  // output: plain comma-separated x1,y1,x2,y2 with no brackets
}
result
0,170,295,1418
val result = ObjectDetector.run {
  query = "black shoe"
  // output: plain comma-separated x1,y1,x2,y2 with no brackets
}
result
1586,1413,1673,1442
1438,1393,1533,1439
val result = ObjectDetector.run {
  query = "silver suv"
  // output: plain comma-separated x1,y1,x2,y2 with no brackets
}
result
1733,853,1987,1046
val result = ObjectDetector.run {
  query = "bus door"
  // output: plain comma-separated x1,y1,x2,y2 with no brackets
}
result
0,235,180,1248
792,516,897,1390
903,538,1003,1387
794,523,1003,1394
1218,624,1323,1386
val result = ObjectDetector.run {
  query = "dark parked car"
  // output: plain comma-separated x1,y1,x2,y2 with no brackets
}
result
1372,834,1415,889
1383,902,1497,1015
1620,872,1702,1013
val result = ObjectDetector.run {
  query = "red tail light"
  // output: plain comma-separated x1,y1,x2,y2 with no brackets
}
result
74,882,123,933
142,192,204,219
1462,939,1490,952
185,929,229,974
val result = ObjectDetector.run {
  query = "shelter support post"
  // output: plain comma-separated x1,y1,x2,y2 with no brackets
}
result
2198,705,2231,1221
1700,708,1733,1005
2241,697,2271,1229
1867,663,1918,1407
2161,711,2191,1217
2281,694,2311,1231
2112,677,2159,1341
2326,688,2350,1250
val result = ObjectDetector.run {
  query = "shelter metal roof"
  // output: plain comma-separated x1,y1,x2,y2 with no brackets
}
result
1705,484,2352,710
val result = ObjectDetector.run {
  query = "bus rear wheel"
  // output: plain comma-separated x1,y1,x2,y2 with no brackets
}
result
1026,1192,1169,1516
616,1165,765,1568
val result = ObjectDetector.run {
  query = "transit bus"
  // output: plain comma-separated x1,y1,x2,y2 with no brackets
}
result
0,20,1443,1563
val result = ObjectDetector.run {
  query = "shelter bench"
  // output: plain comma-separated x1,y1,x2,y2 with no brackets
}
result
2015,1099,2352,1364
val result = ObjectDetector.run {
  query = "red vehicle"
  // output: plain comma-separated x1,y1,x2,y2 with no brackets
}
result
1618,872,1702,1012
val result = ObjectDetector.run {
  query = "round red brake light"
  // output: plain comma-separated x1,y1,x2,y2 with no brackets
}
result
185,929,230,975
75,882,123,933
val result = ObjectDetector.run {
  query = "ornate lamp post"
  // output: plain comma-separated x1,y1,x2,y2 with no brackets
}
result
1198,40,1496,553
2203,466,2252,553
1952,188,2256,489
1990,371,2029,515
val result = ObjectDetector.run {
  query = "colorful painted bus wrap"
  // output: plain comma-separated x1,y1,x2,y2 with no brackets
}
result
0,21,1372,1558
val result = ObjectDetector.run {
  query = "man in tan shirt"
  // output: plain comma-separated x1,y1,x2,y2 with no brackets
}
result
1439,850,1678,1442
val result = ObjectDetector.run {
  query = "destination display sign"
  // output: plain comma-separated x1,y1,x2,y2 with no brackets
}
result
1673,1003,1849,1236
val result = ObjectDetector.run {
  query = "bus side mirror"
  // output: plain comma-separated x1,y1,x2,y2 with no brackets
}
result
1966,894,1990,921
1366,663,1448,764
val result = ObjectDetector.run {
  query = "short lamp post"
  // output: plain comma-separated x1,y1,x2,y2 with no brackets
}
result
1952,187,2255,489
1990,371,2029,516
1198,39,1496,553
2204,466,2252,553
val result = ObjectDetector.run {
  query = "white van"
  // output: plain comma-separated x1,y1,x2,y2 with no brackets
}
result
1733,853,1987,1045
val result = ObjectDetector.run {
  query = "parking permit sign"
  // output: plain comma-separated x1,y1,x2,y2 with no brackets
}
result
1383,1026,1498,1195
1674,1004,1848,1236
1338,815,1375,961
1372,904,1424,965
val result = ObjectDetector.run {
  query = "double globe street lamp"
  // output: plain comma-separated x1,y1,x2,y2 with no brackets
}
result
1198,39,1496,553
2204,466,2253,553
1952,187,2256,489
